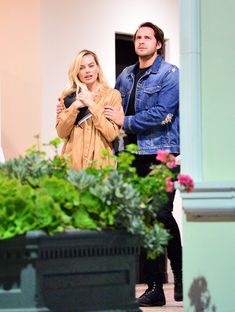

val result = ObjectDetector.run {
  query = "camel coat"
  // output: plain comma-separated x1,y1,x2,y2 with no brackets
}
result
56,86,122,171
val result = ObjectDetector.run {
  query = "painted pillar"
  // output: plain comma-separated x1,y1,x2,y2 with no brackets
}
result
180,0,235,311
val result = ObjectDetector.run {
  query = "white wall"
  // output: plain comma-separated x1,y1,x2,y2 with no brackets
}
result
40,0,179,146
0,0,179,158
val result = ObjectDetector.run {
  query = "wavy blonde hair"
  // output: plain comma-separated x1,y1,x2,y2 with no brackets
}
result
61,49,109,100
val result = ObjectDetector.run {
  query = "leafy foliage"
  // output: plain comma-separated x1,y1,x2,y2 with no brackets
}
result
0,138,193,259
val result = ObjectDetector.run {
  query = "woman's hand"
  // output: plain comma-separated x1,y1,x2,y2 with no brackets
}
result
77,91,95,107
104,105,124,127
71,98,86,110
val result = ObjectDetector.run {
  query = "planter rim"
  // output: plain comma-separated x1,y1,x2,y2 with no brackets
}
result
0,229,140,244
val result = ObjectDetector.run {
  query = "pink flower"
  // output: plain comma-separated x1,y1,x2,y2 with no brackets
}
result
166,155,176,169
165,177,174,192
156,150,170,163
156,150,177,169
178,174,194,192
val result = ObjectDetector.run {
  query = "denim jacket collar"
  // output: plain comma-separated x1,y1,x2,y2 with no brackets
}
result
126,55,163,78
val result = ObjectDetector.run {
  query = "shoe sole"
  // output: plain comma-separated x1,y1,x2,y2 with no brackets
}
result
174,292,183,301
175,297,183,302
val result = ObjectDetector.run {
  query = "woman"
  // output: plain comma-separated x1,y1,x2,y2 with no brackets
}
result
56,49,123,171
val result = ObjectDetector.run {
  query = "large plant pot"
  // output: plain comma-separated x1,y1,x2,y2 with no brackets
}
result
0,230,141,312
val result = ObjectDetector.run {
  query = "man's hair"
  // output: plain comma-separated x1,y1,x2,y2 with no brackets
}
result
133,22,165,56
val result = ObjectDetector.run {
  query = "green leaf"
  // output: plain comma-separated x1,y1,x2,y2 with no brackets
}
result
73,208,98,229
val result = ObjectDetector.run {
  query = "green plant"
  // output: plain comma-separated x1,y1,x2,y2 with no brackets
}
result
0,138,193,259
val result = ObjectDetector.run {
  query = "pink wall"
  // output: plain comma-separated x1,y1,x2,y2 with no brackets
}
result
0,0,41,159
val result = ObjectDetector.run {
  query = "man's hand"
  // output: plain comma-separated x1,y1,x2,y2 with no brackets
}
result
56,99,64,117
104,105,124,127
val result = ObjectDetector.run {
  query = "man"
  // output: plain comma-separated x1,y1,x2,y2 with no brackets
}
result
104,22,182,307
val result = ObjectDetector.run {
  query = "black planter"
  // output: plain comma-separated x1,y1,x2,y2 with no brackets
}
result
0,230,141,312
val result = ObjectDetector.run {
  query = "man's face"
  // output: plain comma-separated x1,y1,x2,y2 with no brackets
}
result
134,27,161,58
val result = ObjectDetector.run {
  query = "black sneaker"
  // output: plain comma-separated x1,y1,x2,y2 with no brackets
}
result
174,280,183,301
137,283,166,307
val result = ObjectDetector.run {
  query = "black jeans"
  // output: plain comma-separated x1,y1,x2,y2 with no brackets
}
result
133,154,182,285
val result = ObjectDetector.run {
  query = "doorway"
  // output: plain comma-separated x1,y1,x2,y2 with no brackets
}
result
115,33,138,78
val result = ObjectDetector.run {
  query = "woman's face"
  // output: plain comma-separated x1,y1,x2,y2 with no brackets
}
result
78,54,99,87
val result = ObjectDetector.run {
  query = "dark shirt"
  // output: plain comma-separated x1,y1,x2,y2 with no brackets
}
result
125,66,150,145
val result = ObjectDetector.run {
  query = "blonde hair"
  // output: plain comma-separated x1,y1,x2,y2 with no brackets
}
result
61,49,109,100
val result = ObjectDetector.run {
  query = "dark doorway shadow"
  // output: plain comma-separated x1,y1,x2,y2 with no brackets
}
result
115,33,138,78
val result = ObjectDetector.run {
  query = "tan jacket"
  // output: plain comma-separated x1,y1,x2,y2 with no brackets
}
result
56,86,122,171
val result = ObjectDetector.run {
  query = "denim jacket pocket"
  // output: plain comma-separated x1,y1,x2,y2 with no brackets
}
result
142,84,162,110
119,87,129,97
143,84,162,95
119,87,131,97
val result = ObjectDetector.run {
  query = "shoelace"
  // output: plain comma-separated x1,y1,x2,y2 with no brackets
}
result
140,283,157,297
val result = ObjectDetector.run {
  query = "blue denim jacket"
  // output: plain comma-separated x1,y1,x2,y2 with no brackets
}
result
115,55,179,155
